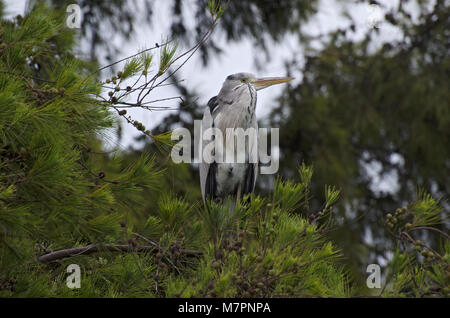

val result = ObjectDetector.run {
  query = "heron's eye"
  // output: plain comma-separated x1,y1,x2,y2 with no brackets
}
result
241,79,246,83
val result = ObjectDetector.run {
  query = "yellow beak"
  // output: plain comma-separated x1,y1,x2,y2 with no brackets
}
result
252,76,294,90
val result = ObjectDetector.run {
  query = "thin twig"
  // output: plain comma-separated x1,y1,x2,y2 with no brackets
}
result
407,226,450,240
94,40,173,74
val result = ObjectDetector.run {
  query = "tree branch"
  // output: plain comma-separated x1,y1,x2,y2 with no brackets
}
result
37,244,202,263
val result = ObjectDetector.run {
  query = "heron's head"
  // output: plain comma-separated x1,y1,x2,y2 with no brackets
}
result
221,72,294,92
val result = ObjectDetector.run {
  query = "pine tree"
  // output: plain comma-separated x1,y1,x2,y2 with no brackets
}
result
0,2,448,298
0,4,160,295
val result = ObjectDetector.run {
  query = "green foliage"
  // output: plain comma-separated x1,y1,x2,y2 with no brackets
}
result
0,3,160,277
207,0,226,19
115,51,154,81
269,0,450,278
273,178,308,213
1,6,349,298
2,158,352,297
0,1,448,299
132,0,448,288
158,41,178,75
379,192,449,297
410,190,445,227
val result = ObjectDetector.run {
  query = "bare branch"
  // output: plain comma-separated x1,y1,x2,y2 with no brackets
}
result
37,243,202,263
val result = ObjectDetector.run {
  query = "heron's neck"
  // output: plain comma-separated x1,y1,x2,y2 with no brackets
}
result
216,84,257,131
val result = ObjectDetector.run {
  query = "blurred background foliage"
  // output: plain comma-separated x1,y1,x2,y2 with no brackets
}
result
0,0,448,296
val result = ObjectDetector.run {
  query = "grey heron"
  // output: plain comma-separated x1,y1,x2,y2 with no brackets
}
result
199,72,294,203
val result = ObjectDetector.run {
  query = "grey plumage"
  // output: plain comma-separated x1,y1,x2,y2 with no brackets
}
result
199,72,293,203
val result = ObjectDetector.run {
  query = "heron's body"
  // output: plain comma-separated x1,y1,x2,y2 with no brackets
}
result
200,73,293,203
204,82,258,200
